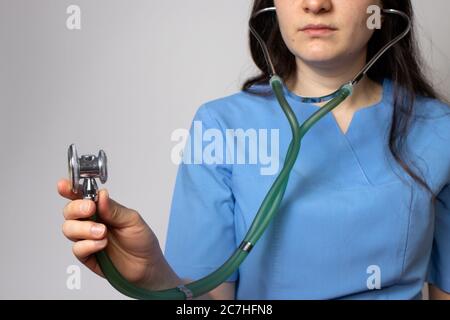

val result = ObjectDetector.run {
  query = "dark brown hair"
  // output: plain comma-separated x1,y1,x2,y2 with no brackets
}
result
243,0,447,199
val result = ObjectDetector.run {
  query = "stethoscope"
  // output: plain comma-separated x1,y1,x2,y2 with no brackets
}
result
67,7,411,299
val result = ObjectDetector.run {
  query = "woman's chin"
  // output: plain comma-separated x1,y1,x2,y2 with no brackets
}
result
298,54,343,67
293,46,349,65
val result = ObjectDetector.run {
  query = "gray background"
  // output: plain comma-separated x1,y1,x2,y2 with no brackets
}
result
0,0,448,299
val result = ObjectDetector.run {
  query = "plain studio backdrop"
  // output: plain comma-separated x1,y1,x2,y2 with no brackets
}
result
0,0,448,299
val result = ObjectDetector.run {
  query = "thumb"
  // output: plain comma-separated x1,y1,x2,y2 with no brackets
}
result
96,189,139,228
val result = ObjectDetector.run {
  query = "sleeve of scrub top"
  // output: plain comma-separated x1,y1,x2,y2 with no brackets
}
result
164,104,238,282
427,183,450,293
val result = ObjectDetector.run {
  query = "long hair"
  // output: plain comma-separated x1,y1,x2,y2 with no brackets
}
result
243,0,447,199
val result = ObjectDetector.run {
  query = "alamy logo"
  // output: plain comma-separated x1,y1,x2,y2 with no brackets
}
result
367,5,382,30
66,5,81,30
171,121,280,176
366,265,381,290
66,265,81,290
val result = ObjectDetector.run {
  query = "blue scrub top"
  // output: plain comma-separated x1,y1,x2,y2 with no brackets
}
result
164,78,450,299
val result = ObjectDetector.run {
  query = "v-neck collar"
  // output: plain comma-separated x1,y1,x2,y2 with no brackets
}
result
278,78,396,187
281,78,392,138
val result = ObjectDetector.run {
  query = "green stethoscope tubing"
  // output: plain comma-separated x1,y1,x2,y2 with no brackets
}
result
89,5,411,300
91,76,353,300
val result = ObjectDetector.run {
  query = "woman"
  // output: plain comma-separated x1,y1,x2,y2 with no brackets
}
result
57,0,450,299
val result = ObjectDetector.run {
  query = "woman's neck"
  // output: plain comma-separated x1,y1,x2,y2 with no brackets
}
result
286,55,383,112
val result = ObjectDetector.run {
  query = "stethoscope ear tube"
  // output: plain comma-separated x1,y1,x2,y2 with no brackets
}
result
249,7,412,101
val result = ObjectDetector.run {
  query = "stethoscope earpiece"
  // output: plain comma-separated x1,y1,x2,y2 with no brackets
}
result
67,144,108,200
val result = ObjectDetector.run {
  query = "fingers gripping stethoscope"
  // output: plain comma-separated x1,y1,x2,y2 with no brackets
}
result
67,8,411,300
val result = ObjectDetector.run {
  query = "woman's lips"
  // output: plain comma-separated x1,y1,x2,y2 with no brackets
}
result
300,24,337,36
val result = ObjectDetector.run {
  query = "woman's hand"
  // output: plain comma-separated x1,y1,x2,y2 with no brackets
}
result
58,179,180,290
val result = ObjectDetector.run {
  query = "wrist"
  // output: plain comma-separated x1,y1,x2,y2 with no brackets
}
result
137,253,183,291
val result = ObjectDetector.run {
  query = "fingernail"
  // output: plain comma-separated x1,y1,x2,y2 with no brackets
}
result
91,224,105,236
80,201,90,213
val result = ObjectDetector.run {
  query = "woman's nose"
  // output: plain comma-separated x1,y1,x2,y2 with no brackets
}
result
301,0,332,14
